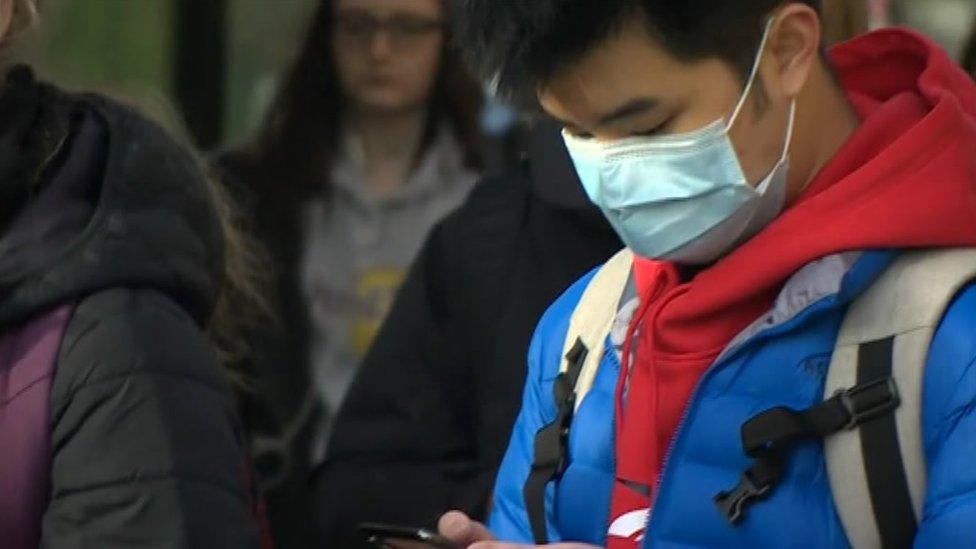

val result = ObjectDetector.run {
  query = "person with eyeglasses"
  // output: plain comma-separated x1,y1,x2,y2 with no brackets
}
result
216,0,483,546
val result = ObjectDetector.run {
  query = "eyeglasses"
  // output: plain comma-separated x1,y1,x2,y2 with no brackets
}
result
335,11,444,50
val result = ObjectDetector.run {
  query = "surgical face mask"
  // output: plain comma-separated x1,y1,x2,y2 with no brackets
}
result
563,19,797,264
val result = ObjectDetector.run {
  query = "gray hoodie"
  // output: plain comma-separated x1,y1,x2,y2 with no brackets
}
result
301,128,477,459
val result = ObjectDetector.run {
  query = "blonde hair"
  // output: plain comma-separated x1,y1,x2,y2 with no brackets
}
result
7,0,38,40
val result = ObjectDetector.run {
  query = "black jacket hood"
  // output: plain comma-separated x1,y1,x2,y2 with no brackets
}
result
0,66,224,328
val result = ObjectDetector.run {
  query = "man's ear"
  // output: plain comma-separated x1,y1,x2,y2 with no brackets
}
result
764,3,822,100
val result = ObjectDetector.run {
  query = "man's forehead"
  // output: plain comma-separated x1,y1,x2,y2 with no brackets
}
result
539,20,685,91
536,29,680,127
537,39,742,135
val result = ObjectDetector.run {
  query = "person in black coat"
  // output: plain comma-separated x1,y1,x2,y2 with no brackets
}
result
310,122,622,548
0,56,267,547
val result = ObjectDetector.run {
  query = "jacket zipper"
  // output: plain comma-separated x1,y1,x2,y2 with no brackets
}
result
641,293,843,544
604,335,623,477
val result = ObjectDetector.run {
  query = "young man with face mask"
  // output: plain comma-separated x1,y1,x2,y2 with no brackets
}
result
436,1,976,547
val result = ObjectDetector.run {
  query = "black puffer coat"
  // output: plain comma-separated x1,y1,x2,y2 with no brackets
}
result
0,66,264,548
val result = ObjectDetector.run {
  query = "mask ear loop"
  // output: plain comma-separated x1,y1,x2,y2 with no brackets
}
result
779,99,797,164
726,17,778,132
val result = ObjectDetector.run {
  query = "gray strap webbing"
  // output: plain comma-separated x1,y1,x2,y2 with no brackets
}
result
825,248,976,548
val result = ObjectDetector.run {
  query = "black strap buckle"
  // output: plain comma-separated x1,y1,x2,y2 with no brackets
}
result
714,468,774,525
837,376,900,430
524,340,590,545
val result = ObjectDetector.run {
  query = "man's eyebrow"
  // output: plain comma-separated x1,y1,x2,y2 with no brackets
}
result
596,97,659,127
546,97,659,135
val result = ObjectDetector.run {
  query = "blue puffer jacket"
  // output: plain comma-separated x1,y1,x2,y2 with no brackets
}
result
488,249,976,547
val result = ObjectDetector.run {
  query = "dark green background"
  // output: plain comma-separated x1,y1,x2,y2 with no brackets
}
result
6,0,975,149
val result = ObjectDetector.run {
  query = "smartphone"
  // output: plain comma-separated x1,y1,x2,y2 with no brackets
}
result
357,522,458,549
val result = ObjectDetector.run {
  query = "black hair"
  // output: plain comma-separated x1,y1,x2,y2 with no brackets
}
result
452,0,821,107
244,0,484,201
964,13,976,79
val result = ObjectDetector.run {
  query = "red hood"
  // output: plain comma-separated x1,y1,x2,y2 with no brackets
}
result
638,27,976,356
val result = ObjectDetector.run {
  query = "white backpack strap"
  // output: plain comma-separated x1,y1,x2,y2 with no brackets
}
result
825,248,976,549
560,248,634,410
524,248,633,544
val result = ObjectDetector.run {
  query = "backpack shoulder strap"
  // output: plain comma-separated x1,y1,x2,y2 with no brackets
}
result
561,248,635,407
826,248,976,549
524,248,633,544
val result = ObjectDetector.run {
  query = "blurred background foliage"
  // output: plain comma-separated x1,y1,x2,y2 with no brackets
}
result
5,0,975,151
9,0,318,148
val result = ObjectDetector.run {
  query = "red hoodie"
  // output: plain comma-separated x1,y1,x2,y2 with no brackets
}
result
608,28,976,548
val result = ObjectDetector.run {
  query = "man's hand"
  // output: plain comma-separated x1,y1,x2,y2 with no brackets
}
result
469,545,602,549
437,511,602,549
438,511,495,547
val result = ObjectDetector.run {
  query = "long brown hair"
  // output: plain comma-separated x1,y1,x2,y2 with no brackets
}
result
205,169,273,372
244,0,483,201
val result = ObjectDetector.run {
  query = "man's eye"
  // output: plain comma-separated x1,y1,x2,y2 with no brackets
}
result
635,118,673,137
